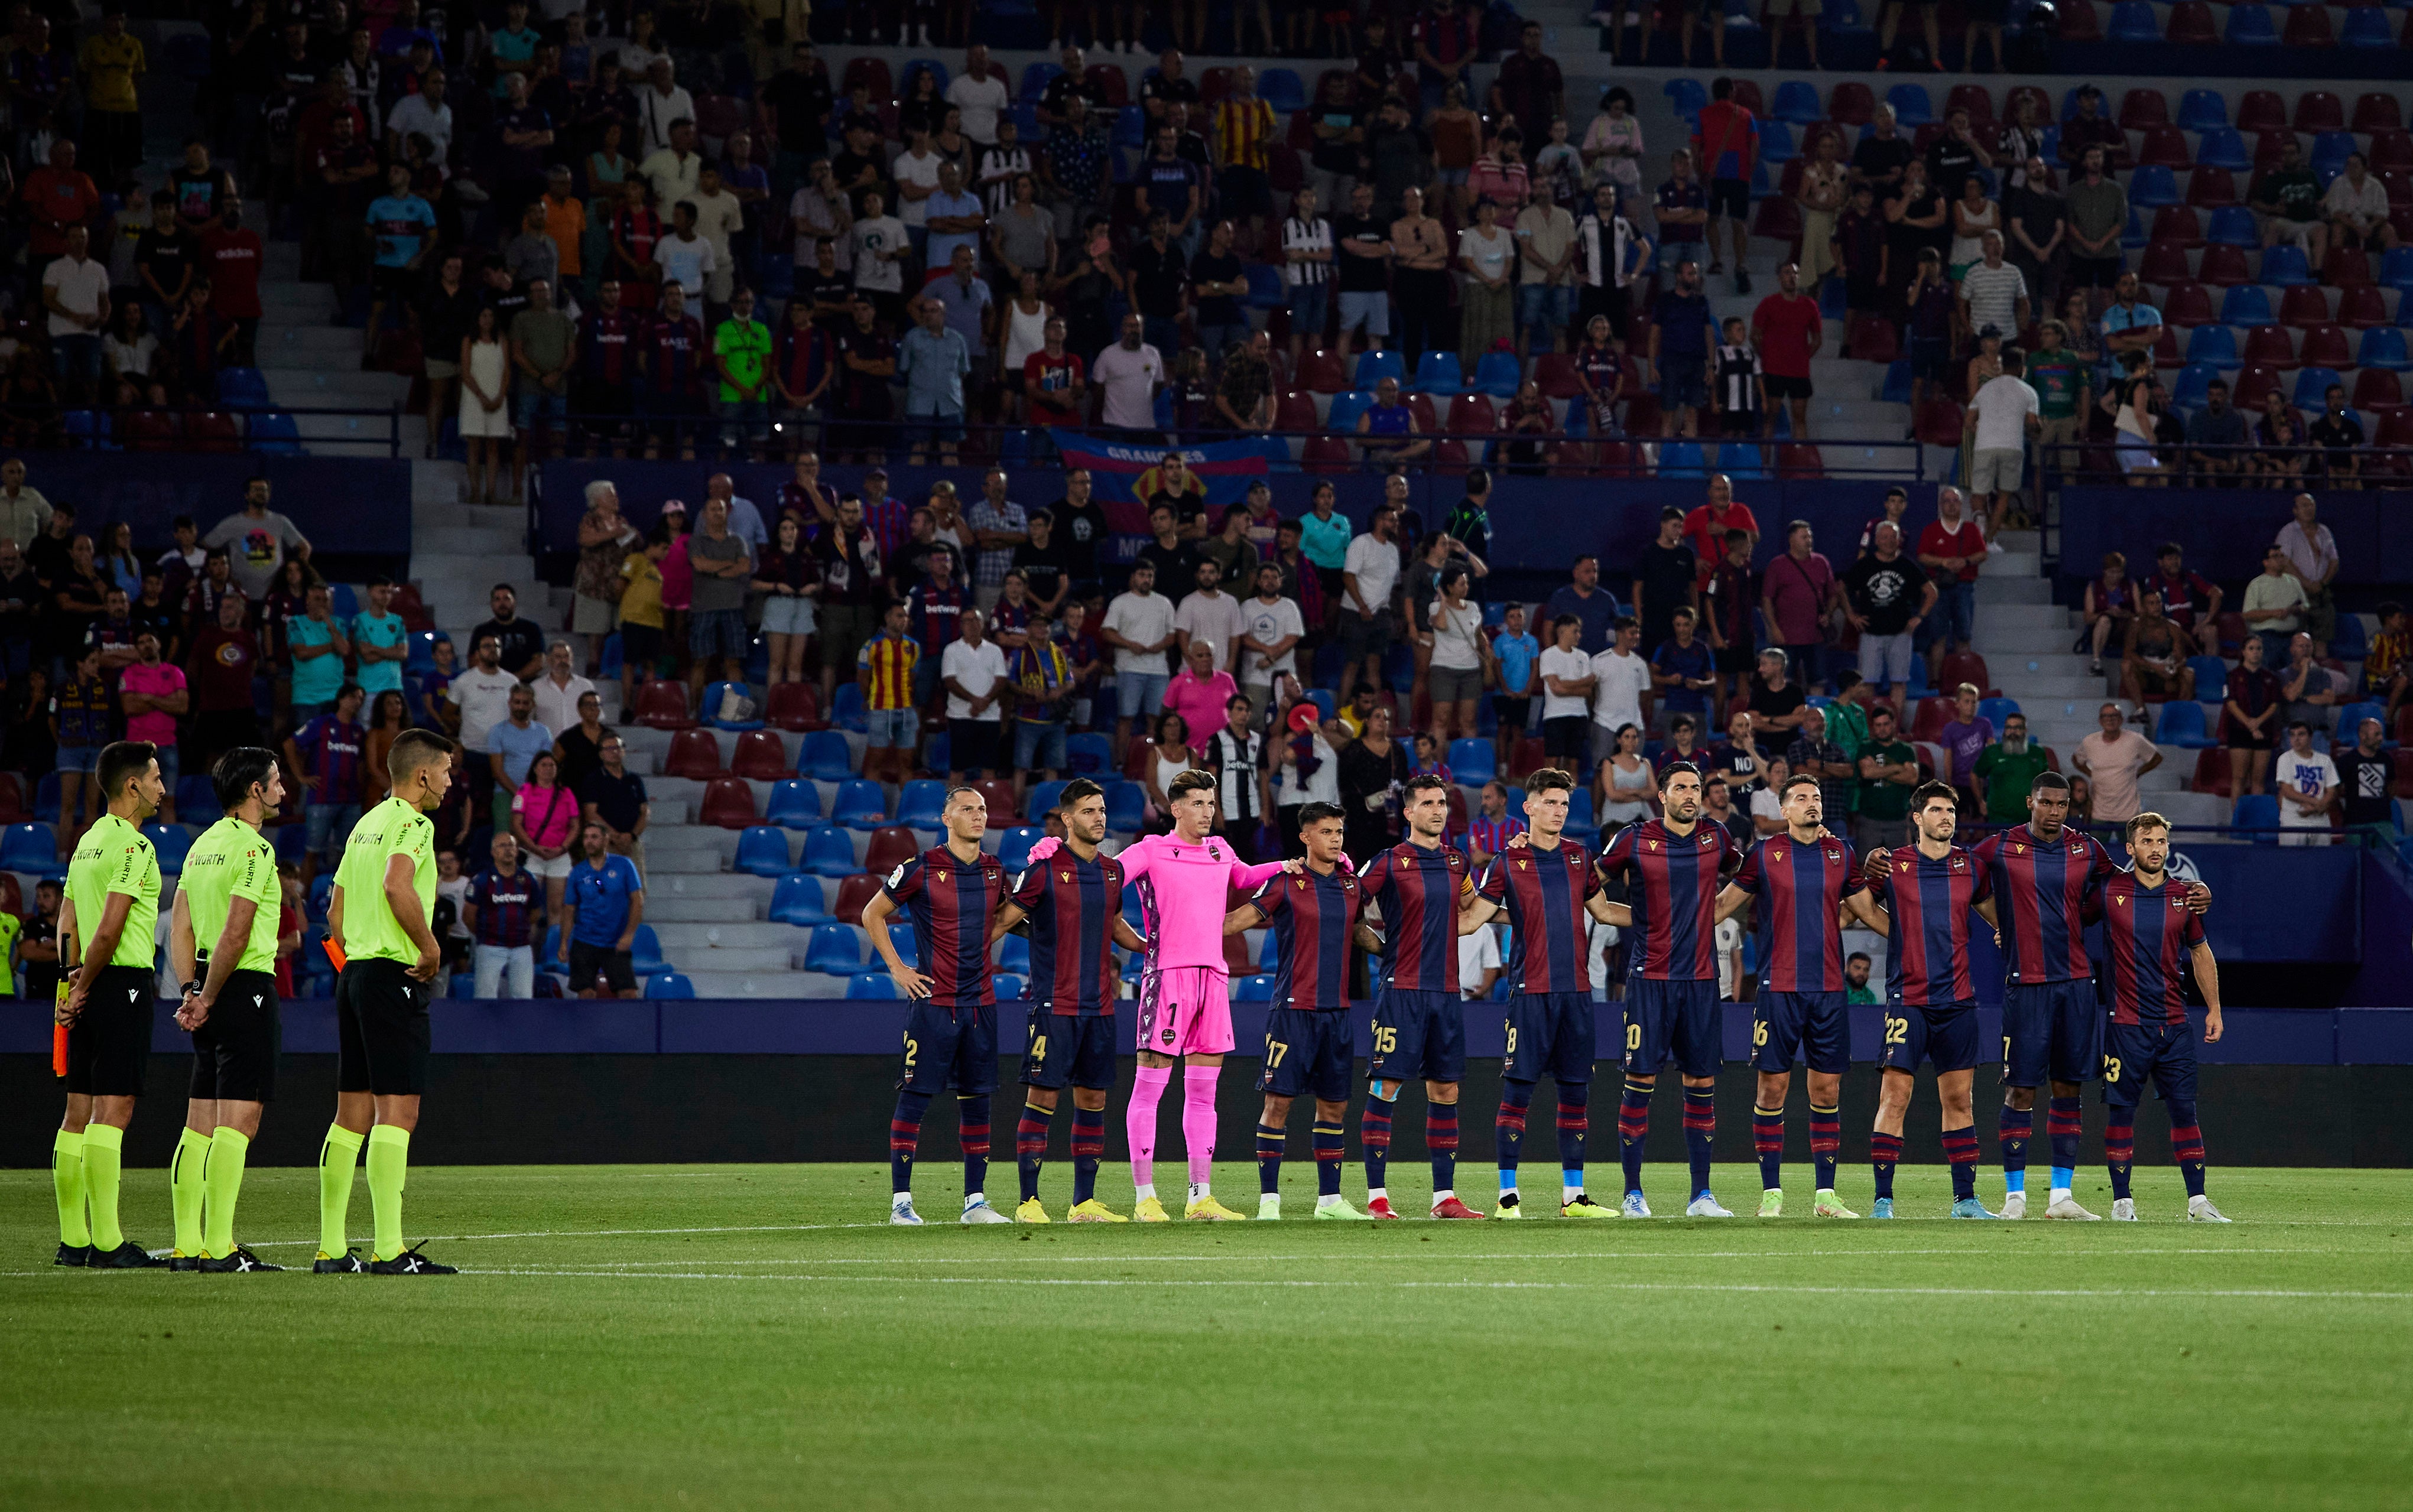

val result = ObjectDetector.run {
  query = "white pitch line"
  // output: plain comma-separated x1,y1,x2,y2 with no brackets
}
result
565,1246,2318,1267
235,1221,889,1250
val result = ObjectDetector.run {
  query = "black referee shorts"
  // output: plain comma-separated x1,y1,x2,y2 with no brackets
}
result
66,964,155,1097
190,968,282,1104
336,957,433,1096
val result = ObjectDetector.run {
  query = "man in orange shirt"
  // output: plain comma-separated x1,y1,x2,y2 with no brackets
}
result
857,600,922,784
540,165,588,281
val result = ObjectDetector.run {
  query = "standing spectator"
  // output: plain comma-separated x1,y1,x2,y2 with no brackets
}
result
531,639,596,736
1935,682,1995,796
285,683,366,883
1653,606,1717,730
1280,187,1334,363
509,748,581,940
564,821,647,1000
2064,146,2127,292
443,634,522,813
1786,703,1856,823
1213,329,1277,437
683,496,752,705
41,226,110,405
1455,198,1516,367
23,139,101,303
1851,705,1917,853
1339,506,1403,705
963,469,1028,617
1971,711,2050,826
286,581,352,718
1840,522,1934,713
580,733,651,876
1188,220,1252,365
2222,634,2284,796
1743,649,1808,739
1092,314,1165,440
184,591,261,767
2334,718,2399,850
1653,148,1708,274
2364,602,2411,723
117,632,186,822
473,583,547,678
1386,185,1451,369
2276,492,2340,654
2243,542,2311,669
350,575,407,697
1329,182,1392,357
1646,258,1716,438
1006,605,1074,796
1588,617,1654,770
2072,703,2162,827
1236,561,1304,720
1750,262,1823,439
466,834,543,997
1515,184,1577,354
0,459,53,553
1574,183,1649,347
1690,79,1758,291
198,193,265,366
1489,21,1565,147
1209,67,1278,244
2282,632,2344,739
1915,486,1987,681
1701,528,1761,714
488,682,557,834
1760,519,1838,689
1173,560,1245,674
2003,155,2066,310
203,476,311,603
2272,721,2338,847
1102,562,1177,765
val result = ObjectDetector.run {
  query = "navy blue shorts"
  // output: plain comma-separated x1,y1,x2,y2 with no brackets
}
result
897,1002,998,1095
1020,1009,1116,1091
1502,991,1597,1086
2002,978,2104,1087
2103,1019,2199,1109
1623,976,1722,1078
1369,987,1466,1088
1752,989,1849,1074
1256,1007,1353,1101
1879,1000,1980,1074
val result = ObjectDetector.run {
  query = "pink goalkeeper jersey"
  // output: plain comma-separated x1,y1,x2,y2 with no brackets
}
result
1113,832,1291,971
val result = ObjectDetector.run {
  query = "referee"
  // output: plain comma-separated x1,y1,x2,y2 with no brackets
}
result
55,740,169,1268
321,727,459,1276
165,747,290,1272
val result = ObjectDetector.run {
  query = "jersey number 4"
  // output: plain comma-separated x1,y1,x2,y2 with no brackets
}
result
1028,1032,1048,1065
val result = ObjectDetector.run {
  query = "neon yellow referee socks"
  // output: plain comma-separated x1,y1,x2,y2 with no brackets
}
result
367,1126,411,1262
202,1128,251,1259
53,1130,89,1248
318,1123,365,1257
83,1124,126,1253
171,1127,212,1256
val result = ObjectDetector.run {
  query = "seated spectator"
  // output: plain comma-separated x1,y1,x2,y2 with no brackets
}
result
2120,591,2199,707
2184,380,2250,484
1972,711,2049,826
2081,549,2135,677
2365,601,2411,723
2324,152,2399,268
1355,376,1431,465
2308,386,2365,490
2253,392,2309,487
1936,682,1995,796
2250,137,2327,271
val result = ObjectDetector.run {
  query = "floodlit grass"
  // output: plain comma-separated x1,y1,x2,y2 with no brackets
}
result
5,1163,2410,1511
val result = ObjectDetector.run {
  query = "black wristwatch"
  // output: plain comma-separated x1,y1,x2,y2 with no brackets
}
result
180,981,201,999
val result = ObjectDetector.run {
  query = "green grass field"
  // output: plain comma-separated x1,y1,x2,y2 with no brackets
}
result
6,1162,2410,1511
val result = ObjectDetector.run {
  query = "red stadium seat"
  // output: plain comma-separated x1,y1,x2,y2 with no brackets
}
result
2152,324,2183,369
2398,705,2413,751
2118,89,2169,131
834,872,883,925
1301,437,1352,473
2252,130,2298,173
2136,126,2191,170
1199,66,1232,106
635,680,693,730
1937,652,1991,695
2232,365,2284,406
1909,697,1951,743
1752,195,1803,239
2150,206,2204,247
1776,443,1825,479
2196,244,2252,286
1534,353,1583,399
2370,132,2413,173
1847,313,1900,362
1285,109,1315,151
2059,0,2101,40
1508,736,1548,779
123,409,180,450
2213,610,2249,657
2392,750,2413,801
1084,63,1129,107
1405,392,1440,433
1829,82,1875,125
1625,395,1663,434
2281,5,2334,46
189,412,242,452
2298,323,2353,369
2242,324,2299,368
2339,285,2390,330
1295,350,1347,394
842,57,892,103
765,682,826,731
973,778,1019,827
1946,84,1995,123
864,825,920,876
1914,399,1964,448
2161,282,2215,325
2279,287,2333,329
2354,93,2405,136
1446,394,1498,434
2326,248,2375,288
0,772,24,823
2295,91,2345,132
2136,240,2193,285
1274,391,1318,431
1432,438,1469,467
2353,368,2406,411
1730,80,1765,117
2236,90,2287,132
2005,86,2051,123
664,727,724,778
730,729,794,780
2191,747,2232,798
2184,167,2239,208
2164,2,2217,44
699,776,757,830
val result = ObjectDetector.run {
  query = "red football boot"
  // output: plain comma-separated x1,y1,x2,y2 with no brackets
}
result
1365,1196,1405,1220
1430,1196,1489,1220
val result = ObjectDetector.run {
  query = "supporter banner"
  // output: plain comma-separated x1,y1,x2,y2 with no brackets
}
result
5,453,413,558
1045,431,1274,529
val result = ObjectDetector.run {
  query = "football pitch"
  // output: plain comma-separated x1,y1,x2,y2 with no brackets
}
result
5,1163,2409,1511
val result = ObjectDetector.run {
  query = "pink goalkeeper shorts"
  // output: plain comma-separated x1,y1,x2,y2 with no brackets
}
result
1135,966,1233,1056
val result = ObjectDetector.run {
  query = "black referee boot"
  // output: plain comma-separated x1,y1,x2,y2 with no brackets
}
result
169,1253,204,1272
199,1247,287,1273
91,1240,167,1268
368,1244,458,1275
54,1243,93,1267
313,1249,369,1274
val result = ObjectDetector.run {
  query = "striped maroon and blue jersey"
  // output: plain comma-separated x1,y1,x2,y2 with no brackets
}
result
1359,840,1474,994
1599,819,1743,983
1011,848,1126,1014
883,847,1008,1009
1730,834,1865,993
466,866,540,948
293,716,365,805
2101,870,2204,1027
1476,839,1601,996
645,313,704,398
582,308,644,386
1251,865,1365,1010
1867,845,1992,1006
1971,824,2112,985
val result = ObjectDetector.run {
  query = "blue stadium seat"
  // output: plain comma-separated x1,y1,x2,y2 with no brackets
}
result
2224,4,2279,44
2185,324,2239,366
1066,733,1109,776
1757,121,1798,164
997,825,1045,873
1716,443,1768,480
644,973,694,999
1258,69,1306,113
249,412,302,453
1449,738,1496,785
2188,655,2230,698
2231,794,2280,841
1881,359,1912,403
1659,441,1707,477
2155,700,2216,748
0,821,54,872
2217,286,2274,326
846,972,900,999
2292,367,2344,410
540,924,567,968
805,923,863,973
924,731,950,776
1405,350,1463,394
1018,61,1061,100
2310,132,2356,184
1256,928,1281,971
996,934,1031,975
275,824,305,864
1233,974,1277,1002
801,729,855,781
894,779,948,828
1353,349,1405,389
2335,701,2387,740
176,775,223,825
1325,389,1374,433
1103,779,1146,832
1304,688,1337,724
2127,165,2178,209
769,872,830,924
2333,614,2369,661
2356,327,2411,372
143,823,194,873
1113,104,1146,149
765,779,823,829
1772,79,1823,125
832,778,889,830
2385,247,2413,292
2120,206,2151,251
888,923,920,968
2106,1,2159,40
1884,83,1933,125
2197,129,2252,174
214,368,269,408
733,826,791,877
308,872,336,922
1472,350,1522,398
702,680,763,730
1664,77,1709,121
629,924,670,974
2177,89,2229,133
2262,246,2314,287
992,973,1028,1003
1977,697,2021,729
61,410,109,450
801,825,856,879
405,629,450,673
31,773,57,822
1025,781,1068,822
2341,6,2395,45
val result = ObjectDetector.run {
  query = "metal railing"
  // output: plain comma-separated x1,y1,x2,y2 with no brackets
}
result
17,403,408,459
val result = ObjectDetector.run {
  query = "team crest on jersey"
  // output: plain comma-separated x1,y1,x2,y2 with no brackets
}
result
1823,846,1843,862
1951,856,1967,870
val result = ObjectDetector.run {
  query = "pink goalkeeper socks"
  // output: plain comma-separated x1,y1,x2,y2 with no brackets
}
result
1128,1065,1173,1188
1183,1065,1220,1186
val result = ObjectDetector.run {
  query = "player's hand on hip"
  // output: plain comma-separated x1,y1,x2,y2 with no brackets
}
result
892,965,935,999
410,944,442,981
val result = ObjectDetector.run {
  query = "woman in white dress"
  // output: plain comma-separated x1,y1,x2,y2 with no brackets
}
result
458,304,514,505
997,269,1051,424
1593,721,1658,827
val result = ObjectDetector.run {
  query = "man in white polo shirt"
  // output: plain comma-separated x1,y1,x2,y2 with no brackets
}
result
1588,614,1655,768
43,225,111,405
